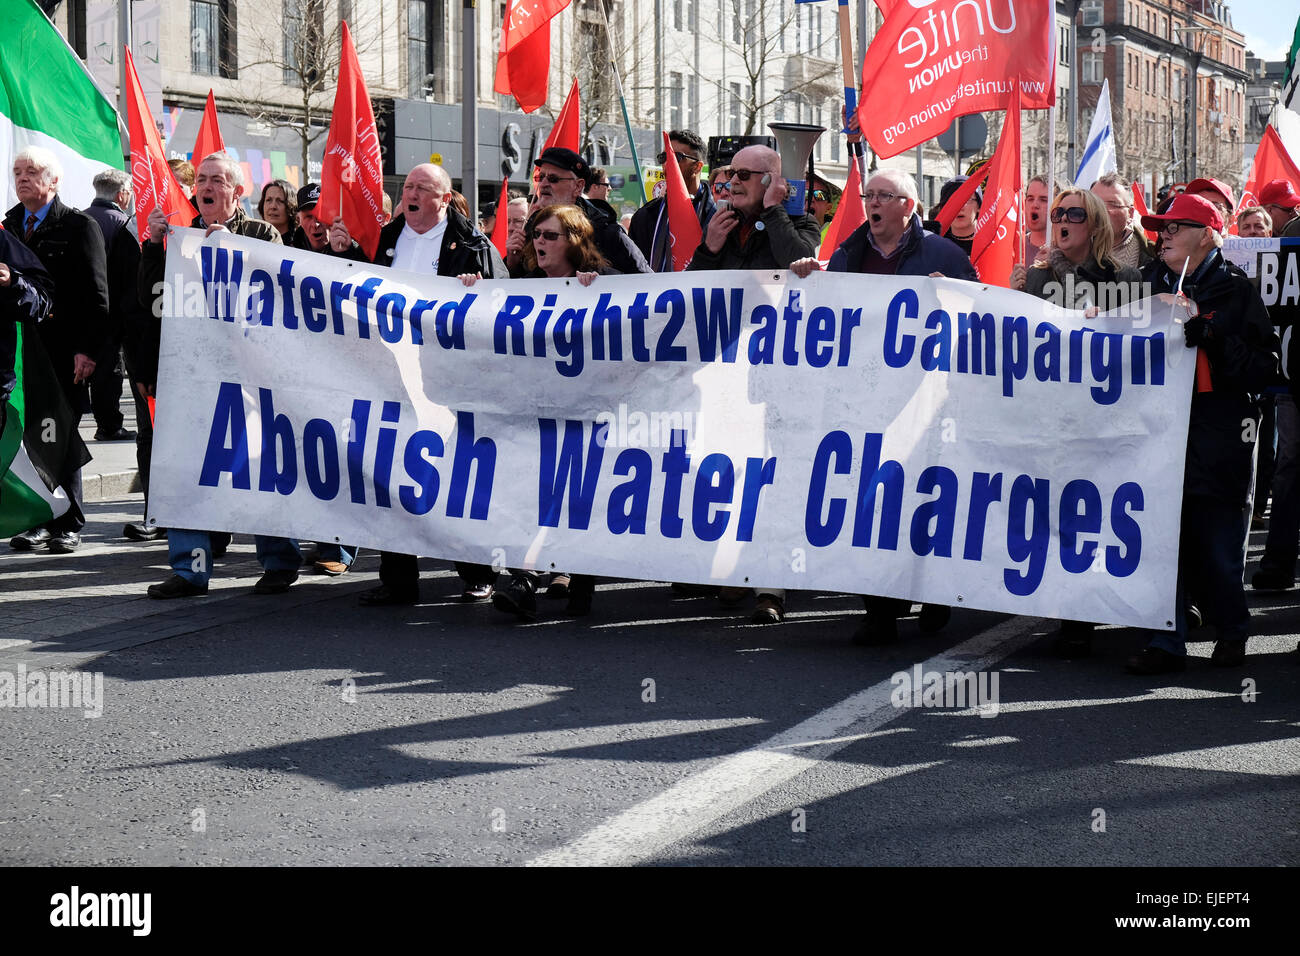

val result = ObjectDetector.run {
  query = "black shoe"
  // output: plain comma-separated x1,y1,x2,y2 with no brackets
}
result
461,582,495,602
1125,646,1187,675
750,595,785,624
565,590,593,617
123,522,165,541
210,533,231,560
10,527,52,551
1051,621,1094,659
253,569,298,594
147,574,208,599
94,426,136,441
47,531,80,553
1250,568,1294,592
917,603,951,633
1186,604,1204,629
492,580,537,621
1209,640,1246,667
358,585,418,607
851,613,898,646
546,574,571,599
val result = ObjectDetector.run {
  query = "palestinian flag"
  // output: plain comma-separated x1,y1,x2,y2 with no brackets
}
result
1,323,90,538
0,0,124,211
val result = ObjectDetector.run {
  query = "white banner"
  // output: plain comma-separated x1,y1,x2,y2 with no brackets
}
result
151,229,1195,629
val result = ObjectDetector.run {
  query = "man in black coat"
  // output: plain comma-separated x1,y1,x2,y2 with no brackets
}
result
333,163,504,606
5,146,111,552
504,148,650,277
0,229,55,401
1132,194,1280,674
628,130,716,271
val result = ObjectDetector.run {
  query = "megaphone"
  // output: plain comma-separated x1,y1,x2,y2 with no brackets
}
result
768,122,825,216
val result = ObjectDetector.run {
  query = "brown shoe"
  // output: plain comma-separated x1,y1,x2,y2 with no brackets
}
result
314,560,349,576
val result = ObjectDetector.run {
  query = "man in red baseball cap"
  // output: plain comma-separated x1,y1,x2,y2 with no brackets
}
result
1127,193,1280,674
1184,178,1235,233
1259,179,1300,236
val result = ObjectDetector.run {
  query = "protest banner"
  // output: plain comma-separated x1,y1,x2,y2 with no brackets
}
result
150,229,1194,629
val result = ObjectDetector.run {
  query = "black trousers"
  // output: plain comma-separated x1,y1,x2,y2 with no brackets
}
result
379,553,498,593
89,344,125,434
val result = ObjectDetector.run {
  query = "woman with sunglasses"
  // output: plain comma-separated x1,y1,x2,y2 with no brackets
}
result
461,204,614,620
1011,189,1143,659
1011,188,1141,307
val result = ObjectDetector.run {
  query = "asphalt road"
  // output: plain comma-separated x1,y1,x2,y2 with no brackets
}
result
1,490,1296,869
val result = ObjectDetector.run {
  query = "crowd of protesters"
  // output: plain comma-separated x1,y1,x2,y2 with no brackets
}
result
3,125,1297,676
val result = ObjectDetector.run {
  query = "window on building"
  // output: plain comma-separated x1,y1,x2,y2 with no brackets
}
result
1059,26,1069,64
1081,51,1104,84
284,0,325,86
670,72,684,130
191,0,237,78
688,73,698,132
408,0,446,100
674,0,682,31
729,82,742,135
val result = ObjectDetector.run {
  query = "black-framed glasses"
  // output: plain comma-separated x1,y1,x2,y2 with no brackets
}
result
536,173,577,185
730,168,766,182
590,180,610,189
1159,220,1203,237
861,190,901,203
529,228,567,242
657,150,700,166
1050,206,1088,223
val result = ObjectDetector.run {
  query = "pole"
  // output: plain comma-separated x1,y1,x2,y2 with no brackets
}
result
654,0,663,138
1066,0,1078,180
118,0,131,163
597,0,645,205
1189,53,1202,180
462,0,478,222
836,0,857,130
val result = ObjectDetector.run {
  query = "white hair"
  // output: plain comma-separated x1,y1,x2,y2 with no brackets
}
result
867,169,919,213
200,151,243,188
13,145,62,186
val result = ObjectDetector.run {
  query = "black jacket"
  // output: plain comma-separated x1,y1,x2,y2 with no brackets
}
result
0,230,55,400
574,196,649,275
135,207,282,387
1023,253,1142,306
1143,251,1280,502
686,205,821,272
4,196,110,392
290,226,369,262
374,207,503,279
629,184,716,271
83,198,151,364
829,214,978,280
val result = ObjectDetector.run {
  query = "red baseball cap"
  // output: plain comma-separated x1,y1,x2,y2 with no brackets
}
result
1259,179,1300,210
1184,177,1235,211
1140,193,1224,234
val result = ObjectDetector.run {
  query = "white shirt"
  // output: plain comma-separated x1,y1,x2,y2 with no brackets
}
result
390,217,448,273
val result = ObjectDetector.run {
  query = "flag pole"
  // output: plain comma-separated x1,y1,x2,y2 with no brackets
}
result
596,0,645,206
837,0,857,130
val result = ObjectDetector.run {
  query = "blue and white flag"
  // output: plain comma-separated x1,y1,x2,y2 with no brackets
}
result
1075,79,1117,187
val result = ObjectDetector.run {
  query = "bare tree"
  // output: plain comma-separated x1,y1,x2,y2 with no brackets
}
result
221,0,381,174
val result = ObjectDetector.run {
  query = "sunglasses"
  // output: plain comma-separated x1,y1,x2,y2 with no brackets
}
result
1050,206,1088,223
1159,221,1205,237
810,190,828,202
530,228,567,242
657,150,700,166
536,173,577,185
590,181,610,188
712,181,730,194
729,168,767,182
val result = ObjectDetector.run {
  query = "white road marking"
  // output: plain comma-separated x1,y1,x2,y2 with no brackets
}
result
1119,738,1300,776
527,616,1047,866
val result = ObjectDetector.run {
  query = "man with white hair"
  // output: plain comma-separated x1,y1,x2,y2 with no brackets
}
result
137,151,307,599
5,145,111,554
792,169,974,645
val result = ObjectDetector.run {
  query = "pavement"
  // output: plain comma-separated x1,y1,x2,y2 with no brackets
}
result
0,391,1297,873
78,390,144,504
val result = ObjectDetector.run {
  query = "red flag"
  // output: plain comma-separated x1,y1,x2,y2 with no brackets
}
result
490,178,510,258
859,0,1054,159
968,88,1022,286
1236,125,1300,233
495,0,572,113
543,79,580,154
124,46,192,246
934,162,987,237
661,131,701,271
192,90,226,165
1132,183,1157,242
817,159,865,260
315,21,385,259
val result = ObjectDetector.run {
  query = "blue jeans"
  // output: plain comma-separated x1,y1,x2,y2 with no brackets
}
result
169,530,301,586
